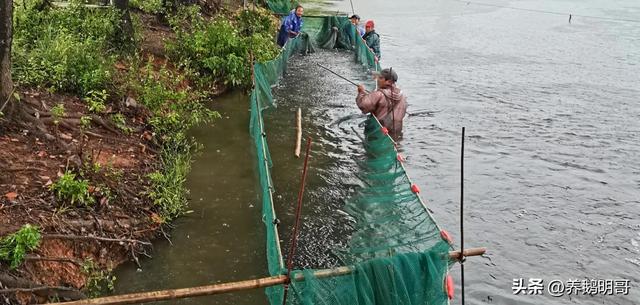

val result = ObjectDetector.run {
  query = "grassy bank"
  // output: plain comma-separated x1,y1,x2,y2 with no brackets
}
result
0,0,281,302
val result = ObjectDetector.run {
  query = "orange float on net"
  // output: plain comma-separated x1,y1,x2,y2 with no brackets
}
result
381,127,389,135
445,274,454,300
397,154,405,162
440,230,453,244
410,184,420,193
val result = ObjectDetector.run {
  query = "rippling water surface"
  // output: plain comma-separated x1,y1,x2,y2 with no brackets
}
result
115,1,640,304
325,0,640,304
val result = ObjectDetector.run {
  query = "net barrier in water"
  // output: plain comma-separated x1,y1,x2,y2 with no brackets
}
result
251,4,451,304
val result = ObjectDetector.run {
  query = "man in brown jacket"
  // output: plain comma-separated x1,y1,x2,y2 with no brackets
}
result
356,68,408,138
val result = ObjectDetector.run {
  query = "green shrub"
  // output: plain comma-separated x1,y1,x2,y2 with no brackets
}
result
12,0,123,94
51,103,65,125
80,115,93,130
82,259,116,298
235,8,279,36
130,0,165,14
135,59,190,113
50,171,95,207
126,58,219,135
84,90,108,113
111,113,133,134
166,7,279,88
0,224,41,269
146,136,198,221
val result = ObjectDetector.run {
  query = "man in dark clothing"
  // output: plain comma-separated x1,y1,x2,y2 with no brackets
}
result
277,5,304,47
362,20,381,60
356,68,407,138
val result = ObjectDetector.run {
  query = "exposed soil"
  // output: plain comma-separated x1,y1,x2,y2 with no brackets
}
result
0,0,258,299
0,87,161,303
0,12,200,304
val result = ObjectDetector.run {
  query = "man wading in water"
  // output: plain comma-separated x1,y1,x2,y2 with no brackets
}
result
356,68,408,139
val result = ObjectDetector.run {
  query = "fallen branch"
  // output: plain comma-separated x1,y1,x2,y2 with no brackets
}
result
85,131,105,139
43,234,152,246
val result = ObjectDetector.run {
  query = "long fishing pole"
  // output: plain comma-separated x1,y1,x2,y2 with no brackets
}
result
317,63,444,118
317,63,361,87
460,127,466,305
349,0,355,15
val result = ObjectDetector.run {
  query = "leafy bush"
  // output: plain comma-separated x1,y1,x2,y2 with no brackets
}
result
82,259,117,298
80,116,92,129
12,0,123,94
126,58,219,134
111,113,132,134
51,103,65,125
167,7,279,88
235,8,279,36
50,171,95,207
0,224,41,269
134,59,190,113
130,0,165,14
84,90,108,113
146,136,198,221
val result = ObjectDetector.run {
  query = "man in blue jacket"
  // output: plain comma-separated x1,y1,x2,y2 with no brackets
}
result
277,5,304,47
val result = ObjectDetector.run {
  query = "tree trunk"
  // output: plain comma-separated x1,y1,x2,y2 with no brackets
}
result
0,0,14,119
113,0,134,47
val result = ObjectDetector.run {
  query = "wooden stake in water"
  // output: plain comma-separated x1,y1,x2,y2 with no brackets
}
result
295,108,302,157
282,137,312,305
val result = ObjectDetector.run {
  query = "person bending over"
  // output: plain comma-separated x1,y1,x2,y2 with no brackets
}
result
277,5,304,47
350,14,365,37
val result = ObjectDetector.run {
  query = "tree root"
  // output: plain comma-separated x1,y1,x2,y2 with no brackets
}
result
90,115,119,135
0,273,85,301
23,255,83,266
6,167,41,172
43,234,152,246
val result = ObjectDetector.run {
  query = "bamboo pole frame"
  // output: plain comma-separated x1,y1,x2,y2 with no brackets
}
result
47,248,485,305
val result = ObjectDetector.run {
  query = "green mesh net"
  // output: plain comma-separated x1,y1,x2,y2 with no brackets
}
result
250,7,450,305
339,117,450,265
290,244,450,305
266,0,292,14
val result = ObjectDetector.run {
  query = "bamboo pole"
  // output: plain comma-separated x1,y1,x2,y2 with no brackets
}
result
449,247,486,261
294,108,302,157
47,248,485,305
47,275,288,305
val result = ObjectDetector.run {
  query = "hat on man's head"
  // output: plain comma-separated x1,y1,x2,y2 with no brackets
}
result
376,68,398,82
365,20,375,28
349,14,360,20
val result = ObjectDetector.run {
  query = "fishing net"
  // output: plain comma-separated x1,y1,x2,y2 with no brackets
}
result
286,116,453,305
250,6,450,305
265,0,291,14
